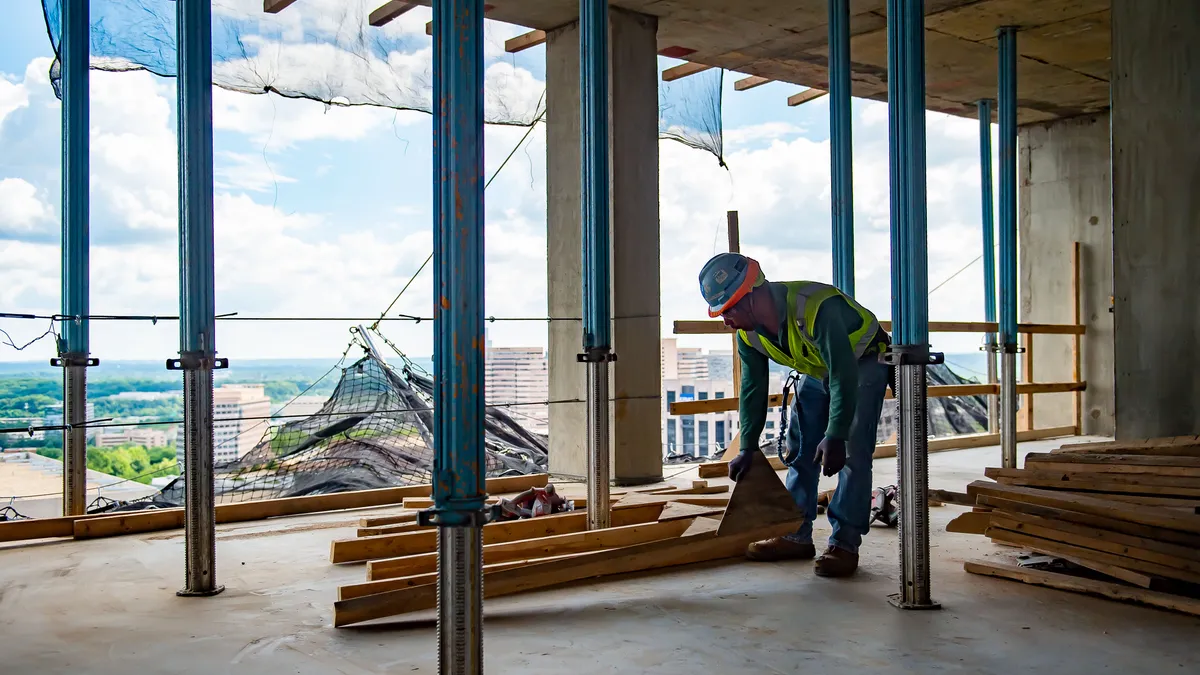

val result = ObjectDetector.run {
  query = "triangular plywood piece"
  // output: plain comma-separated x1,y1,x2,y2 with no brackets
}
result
717,448,802,536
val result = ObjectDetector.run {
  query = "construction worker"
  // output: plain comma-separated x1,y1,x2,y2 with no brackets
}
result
699,253,891,577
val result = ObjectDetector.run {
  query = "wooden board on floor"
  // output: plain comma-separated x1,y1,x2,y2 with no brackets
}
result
341,553,586,601
985,526,1200,585
366,518,695,582
929,489,974,507
358,511,418,528
334,519,798,627
1053,437,1200,456
964,560,1200,617
990,510,1200,567
330,502,665,564
966,481,1200,534
976,494,1200,549
697,453,786,479
985,468,1200,497
357,522,424,537
946,511,991,534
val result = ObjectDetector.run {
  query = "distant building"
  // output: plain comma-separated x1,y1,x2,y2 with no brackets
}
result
94,428,169,449
43,402,97,441
175,384,272,464
662,374,784,459
485,346,549,434
273,395,327,420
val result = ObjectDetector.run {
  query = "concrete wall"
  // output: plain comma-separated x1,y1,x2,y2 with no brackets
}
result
1111,1,1200,439
1018,113,1114,436
545,9,663,484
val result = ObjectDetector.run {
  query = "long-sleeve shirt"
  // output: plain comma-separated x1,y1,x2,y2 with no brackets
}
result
738,287,867,450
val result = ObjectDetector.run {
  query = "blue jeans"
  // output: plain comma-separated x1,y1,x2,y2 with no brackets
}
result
780,355,889,553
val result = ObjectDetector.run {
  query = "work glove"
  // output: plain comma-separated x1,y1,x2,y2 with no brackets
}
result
814,437,847,477
728,450,754,482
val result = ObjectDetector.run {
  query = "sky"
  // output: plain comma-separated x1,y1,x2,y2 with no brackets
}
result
0,0,1001,369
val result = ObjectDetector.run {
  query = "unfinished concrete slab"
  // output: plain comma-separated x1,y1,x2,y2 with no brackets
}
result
2,439,1197,674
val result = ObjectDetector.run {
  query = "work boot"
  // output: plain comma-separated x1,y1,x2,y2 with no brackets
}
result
814,545,859,577
745,537,816,562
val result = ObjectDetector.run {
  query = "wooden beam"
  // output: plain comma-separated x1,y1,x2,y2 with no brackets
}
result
976,494,1200,549
787,88,828,106
369,1,416,27
1054,437,1200,456
990,509,1200,566
362,518,695,586
964,560,1200,617
341,553,586,601
334,519,797,627
662,62,712,82
336,501,665,565
985,526,1200,585
966,480,1200,534
1071,241,1083,433
359,511,417,528
674,319,1086,336
505,29,546,53
264,0,300,13
66,473,548,541
946,511,990,534
734,76,771,91
668,383,1084,415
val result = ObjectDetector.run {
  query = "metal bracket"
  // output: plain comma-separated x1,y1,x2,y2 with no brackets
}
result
879,344,945,366
998,343,1025,354
166,355,230,371
888,593,942,610
50,355,99,367
418,503,500,528
577,349,617,363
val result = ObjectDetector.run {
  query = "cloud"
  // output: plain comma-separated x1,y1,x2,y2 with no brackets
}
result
0,73,29,132
215,151,297,193
0,178,53,236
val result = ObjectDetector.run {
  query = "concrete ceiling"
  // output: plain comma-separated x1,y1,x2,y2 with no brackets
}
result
476,0,1112,125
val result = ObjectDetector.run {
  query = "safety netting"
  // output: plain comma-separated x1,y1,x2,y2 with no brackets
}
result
90,338,548,513
40,0,725,165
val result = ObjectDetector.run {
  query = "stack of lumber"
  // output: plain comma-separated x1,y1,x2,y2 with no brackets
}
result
330,450,802,627
956,436,1200,617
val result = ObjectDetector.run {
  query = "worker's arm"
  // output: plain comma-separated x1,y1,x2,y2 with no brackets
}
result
812,297,861,440
737,334,770,452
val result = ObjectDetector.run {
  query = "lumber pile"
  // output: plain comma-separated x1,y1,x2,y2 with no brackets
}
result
956,436,1200,617
331,450,800,627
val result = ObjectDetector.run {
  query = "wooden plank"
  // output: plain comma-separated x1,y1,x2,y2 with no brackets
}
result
976,494,1200,549
929,489,975,507
988,473,1200,498
662,62,712,82
1091,493,1200,508
1027,453,1200,470
965,560,1200,618
367,518,694,582
989,466,1200,486
1023,333,1035,431
985,526,1200,585
0,515,78,542
991,510,1200,566
734,76,771,91
74,509,184,538
334,501,665,564
674,319,1087,336
505,29,546,53
643,485,728,496
334,520,795,627
697,453,786,479
264,0,299,13
357,522,424,537
369,1,416,27
873,426,1077,459
967,481,1200,534
1059,552,1159,588
1071,241,1083,433
946,511,990,534
716,449,802,536
1056,436,1200,454
359,511,417,528
342,553,585,601
787,88,827,106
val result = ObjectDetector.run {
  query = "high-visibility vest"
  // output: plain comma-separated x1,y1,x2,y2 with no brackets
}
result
737,281,884,379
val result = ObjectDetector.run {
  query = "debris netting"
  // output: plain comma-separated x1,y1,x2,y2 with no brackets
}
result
90,349,548,513
40,0,725,165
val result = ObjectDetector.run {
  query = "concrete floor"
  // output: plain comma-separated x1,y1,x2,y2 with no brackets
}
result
2,437,1198,674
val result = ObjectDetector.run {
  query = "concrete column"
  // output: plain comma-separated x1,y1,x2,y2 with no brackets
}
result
1018,113,1114,436
1111,1,1200,440
546,8,662,484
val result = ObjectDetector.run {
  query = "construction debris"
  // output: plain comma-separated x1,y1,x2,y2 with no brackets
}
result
331,448,802,627
961,436,1200,617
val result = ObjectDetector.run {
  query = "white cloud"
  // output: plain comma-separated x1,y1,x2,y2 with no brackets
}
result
0,178,52,234
0,74,29,132
215,151,296,193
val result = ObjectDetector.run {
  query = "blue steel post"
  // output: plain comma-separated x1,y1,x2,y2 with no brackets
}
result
173,0,223,597
580,0,614,530
425,1,487,672
829,0,855,294
997,27,1019,469
56,0,95,516
978,99,999,433
885,0,940,610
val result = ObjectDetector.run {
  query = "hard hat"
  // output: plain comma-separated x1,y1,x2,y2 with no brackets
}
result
699,253,764,318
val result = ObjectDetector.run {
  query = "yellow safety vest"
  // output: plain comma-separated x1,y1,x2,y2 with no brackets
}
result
737,281,883,379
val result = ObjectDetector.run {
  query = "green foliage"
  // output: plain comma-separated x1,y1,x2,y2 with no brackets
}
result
36,447,62,461
36,445,177,485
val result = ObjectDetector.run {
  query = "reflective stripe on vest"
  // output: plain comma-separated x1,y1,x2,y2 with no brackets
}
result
737,281,881,378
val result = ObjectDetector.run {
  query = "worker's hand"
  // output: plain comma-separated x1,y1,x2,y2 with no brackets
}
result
728,450,754,482
814,437,847,477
